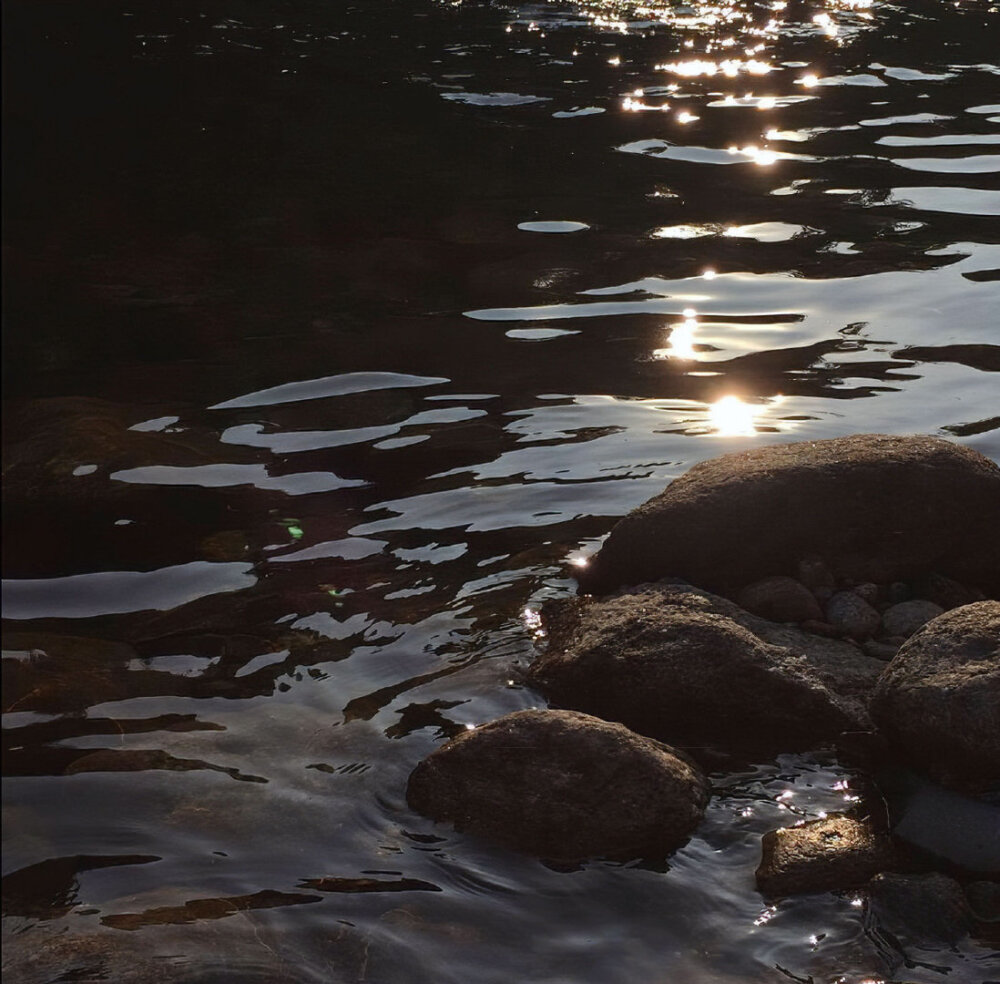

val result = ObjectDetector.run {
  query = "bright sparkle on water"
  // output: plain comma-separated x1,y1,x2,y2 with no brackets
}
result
710,395,757,435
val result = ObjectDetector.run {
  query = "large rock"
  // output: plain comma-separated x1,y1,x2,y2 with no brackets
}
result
576,435,1000,596
528,582,884,750
406,709,709,860
756,814,898,896
871,602,1000,788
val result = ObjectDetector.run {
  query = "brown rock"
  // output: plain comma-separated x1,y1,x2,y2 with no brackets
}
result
576,435,1000,596
736,576,823,623
406,709,709,860
528,582,882,750
756,815,897,896
871,602,1000,787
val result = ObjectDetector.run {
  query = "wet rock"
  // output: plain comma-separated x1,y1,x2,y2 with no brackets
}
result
871,602,1000,788
406,709,709,860
913,572,980,611
797,556,835,593
868,872,972,945
880,599,944,638
529,582,882,750
756,815,897,897
825,591,881,641
576,435,1000,596
851,582,880,606
966,881,1000,923
736,576,823,623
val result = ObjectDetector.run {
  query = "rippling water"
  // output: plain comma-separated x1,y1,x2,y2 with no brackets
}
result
3,0,999,981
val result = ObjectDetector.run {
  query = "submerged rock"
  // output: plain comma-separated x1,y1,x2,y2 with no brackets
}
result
736,576,823,623
871,602,1000,789
867,872,972,945
528,582,883,749
576,434,1000,596
966,881,1000,924
406,709,709,860
756,814,897,897
875,767,1000,876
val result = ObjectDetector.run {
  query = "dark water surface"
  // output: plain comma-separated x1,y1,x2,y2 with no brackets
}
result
3,0,1000,981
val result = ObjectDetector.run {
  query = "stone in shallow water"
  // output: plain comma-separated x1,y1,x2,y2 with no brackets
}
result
867,872,972,945
825,591,881,640
406,709,708,861
880,599,944,638
872,601,1000,788
736,575,823,623
756,815,897,896
529,582,881,750
576,434,1000,597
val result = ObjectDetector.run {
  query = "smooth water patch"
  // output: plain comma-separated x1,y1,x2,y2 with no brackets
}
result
2,562,256,619
441,91,549,106
517,221,589,233
210,372,449,410
111,463,367,495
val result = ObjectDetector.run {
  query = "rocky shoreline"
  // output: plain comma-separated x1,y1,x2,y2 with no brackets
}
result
408,434,1000,946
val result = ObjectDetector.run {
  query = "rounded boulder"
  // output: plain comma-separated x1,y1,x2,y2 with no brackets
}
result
871,602,1000,787
576,434,1000,596
406,709,709,860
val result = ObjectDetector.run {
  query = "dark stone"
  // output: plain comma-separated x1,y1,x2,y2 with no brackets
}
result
851,582,879,605
871,602,1000,788
913,572,980,610
868,872,972,945
756,815,897,897
797,556,835,593
736,576,823,622
887,582,911,605
863,639,899,661
576,435,1000,596
825,591,881,641
528,582,882,750
966,881,1000,923
880,600,944,638
406,709,709,861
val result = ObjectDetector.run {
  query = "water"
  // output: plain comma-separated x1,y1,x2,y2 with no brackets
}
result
3,0,999,981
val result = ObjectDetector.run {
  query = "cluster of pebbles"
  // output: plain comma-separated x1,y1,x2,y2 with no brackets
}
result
406,434,1000,946
734,566,984,661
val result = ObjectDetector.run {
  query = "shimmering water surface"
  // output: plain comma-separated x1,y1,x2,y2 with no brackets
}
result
3,0,999,981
